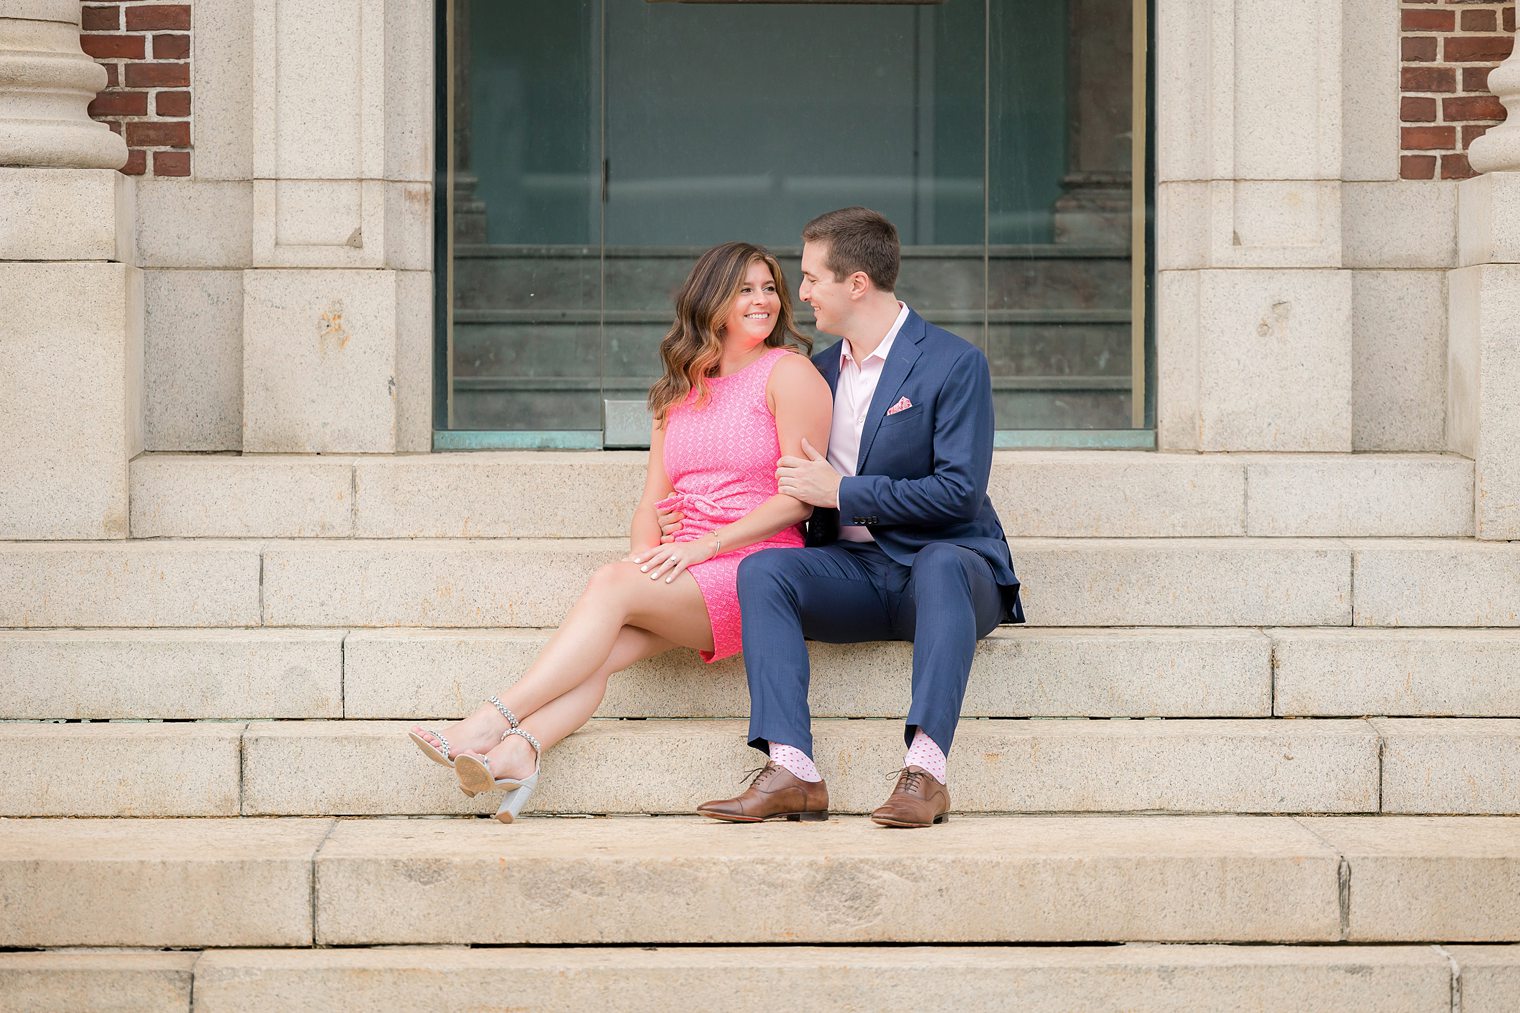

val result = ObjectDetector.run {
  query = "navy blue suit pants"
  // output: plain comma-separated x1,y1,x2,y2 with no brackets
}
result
737,540,1004,758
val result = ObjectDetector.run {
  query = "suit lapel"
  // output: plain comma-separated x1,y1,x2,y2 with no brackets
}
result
855,310,925,471
815,342,842,396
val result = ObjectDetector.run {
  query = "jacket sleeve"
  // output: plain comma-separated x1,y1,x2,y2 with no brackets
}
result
837,345,993,527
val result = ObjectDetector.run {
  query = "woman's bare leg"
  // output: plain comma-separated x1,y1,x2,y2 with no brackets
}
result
479,566,716,779
410,561,712,757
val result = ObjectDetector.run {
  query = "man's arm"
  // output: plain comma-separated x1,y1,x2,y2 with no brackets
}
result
838,346,994,526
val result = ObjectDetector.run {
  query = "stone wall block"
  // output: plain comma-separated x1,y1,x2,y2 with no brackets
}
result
242,269,398,453
0,167,122,260
395,270,432,452
1185,269,1353,451
1340,0,1400,182
1343,182,1458,269
135,179,253,268
1445,263,1520,539
143,268,244,451
1459,173,1520,268
1159,181,1342,270
1352,270,1447,452
0,262,142,539
191,0,256,180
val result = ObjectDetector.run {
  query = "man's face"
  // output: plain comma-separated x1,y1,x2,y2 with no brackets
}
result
799,240,851,337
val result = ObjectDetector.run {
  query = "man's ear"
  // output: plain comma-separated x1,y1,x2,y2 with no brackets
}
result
849,271,871,299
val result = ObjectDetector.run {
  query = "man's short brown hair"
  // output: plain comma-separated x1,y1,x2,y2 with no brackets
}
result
802,206,900,292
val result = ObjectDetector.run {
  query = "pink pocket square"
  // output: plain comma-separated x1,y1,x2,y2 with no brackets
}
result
886,396,913,416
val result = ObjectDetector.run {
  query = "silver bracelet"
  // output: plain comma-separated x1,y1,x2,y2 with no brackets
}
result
711,533,722,554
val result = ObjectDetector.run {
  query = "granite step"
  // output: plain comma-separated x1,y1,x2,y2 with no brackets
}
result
12,943,1520,1012
126,450,1472,539
7,815,1518,948
8,627,1520,722
0,537,1365,629
2,718,1516,818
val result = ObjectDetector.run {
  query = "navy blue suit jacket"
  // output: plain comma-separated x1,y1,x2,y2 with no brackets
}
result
808,307,1024,624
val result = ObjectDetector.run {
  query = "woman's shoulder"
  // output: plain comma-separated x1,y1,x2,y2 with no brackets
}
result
765,347,830,398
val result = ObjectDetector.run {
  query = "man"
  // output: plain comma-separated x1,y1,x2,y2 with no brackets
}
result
694,207,1024,828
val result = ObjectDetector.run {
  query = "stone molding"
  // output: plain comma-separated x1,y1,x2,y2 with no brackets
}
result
0,0,126,169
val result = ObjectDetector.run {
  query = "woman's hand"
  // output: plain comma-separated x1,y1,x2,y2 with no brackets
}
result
631,536,718,584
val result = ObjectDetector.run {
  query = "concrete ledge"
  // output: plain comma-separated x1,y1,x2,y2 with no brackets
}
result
0,167,125,262
1353,542,1520,627
188,944,1453,1012
240,718,1380,816
0,722,243,816
1305,816,1520,941
313,815,1343,944
1374,719,1520,815
0,951,195,1013
130,455,354,538
0,543,260,628
0,818,332,947
344,627,1273,719
0,629,344,720
1272,629,1520,717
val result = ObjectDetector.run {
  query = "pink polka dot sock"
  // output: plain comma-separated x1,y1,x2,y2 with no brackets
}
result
904,728,947,784
768,743,822,782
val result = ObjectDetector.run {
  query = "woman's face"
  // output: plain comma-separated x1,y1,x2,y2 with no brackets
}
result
720,260,781,351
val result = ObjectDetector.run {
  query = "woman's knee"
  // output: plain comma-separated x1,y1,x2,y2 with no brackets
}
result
583,561,640,605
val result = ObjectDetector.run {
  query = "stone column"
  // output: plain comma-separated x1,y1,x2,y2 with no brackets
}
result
1449,27,1520,540
241,0,433,454
1052,0,1133,247
1155,0,1352,452
0,0,141,539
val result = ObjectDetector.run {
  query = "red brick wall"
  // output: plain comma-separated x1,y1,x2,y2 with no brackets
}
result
1402,1,1516,180
82,1,191,176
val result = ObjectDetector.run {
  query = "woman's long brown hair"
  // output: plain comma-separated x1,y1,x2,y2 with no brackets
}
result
647,242,811,425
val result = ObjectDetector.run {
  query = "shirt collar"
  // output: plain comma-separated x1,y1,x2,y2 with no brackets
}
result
840,302,909,368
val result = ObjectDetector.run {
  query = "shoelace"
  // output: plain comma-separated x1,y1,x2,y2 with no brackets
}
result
887,767,925,795
740,764,779,787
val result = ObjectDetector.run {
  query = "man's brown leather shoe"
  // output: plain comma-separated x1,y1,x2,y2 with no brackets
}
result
870,766,950,828
697,762,829,822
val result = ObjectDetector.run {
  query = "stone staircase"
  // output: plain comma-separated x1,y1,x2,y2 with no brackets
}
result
2,450,1518,1011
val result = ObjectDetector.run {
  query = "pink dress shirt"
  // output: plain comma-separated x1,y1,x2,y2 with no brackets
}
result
827,302,910,542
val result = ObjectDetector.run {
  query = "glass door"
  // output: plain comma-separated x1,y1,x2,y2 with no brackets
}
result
435,0,1152,450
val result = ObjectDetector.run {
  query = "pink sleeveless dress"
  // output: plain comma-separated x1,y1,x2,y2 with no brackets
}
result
658,346,805,662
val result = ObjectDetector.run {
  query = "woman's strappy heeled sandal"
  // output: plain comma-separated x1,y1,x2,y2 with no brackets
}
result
453,695,528,797
494,727,542,824
407,728,456,768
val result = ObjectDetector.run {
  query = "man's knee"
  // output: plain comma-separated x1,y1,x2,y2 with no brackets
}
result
911,542,971,579
737,548,794,596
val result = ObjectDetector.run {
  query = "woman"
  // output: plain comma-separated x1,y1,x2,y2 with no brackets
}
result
409,242,832,822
